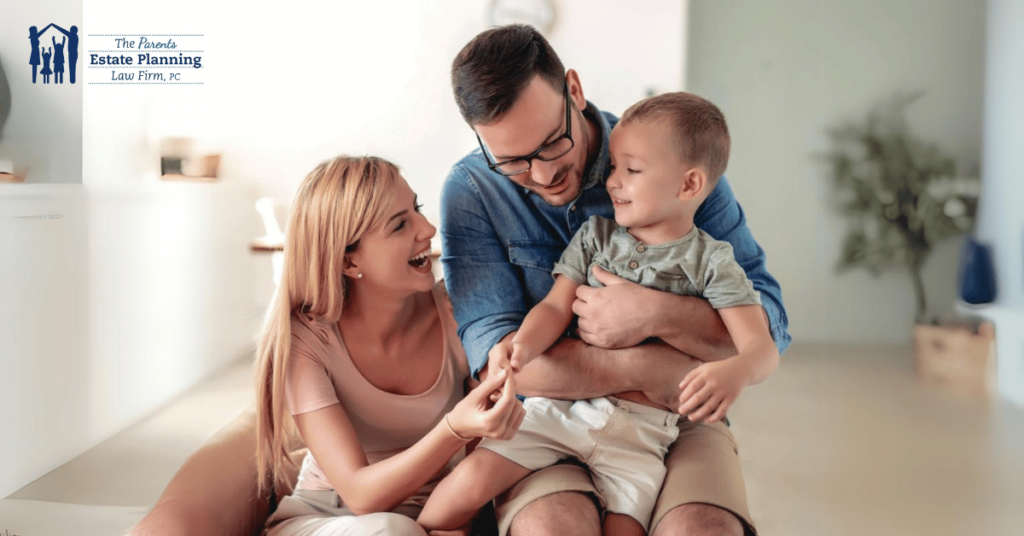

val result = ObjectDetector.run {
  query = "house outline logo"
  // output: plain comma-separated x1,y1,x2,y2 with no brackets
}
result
28,23,80,85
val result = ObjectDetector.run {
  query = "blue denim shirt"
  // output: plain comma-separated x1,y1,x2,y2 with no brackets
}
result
440,103,790,378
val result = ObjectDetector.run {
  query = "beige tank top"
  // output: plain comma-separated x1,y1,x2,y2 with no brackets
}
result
284,282,470,492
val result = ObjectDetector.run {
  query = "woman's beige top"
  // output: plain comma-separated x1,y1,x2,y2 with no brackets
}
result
285,282,470,495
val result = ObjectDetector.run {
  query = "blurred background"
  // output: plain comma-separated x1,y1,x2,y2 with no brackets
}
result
2,0,1023,534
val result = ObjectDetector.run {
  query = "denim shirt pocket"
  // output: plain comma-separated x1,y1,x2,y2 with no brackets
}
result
507,240,566,305
508,240,565,272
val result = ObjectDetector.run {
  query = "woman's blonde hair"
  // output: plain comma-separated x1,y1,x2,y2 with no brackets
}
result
255,155,401,496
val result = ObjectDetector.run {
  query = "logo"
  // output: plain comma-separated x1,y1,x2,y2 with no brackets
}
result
28,23,80,85
87,34,206,85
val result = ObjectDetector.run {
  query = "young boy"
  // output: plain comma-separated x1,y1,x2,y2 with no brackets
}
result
418,92,779,536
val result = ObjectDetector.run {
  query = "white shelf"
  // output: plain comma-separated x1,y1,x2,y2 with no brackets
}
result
955,301,1024,407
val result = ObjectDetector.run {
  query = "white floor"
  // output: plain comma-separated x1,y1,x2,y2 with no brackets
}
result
8,357,256,508
732,344,1024,536
9,344,1024,535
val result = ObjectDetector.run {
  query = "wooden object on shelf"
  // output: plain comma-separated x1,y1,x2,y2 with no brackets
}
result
0,164,28,183
250,235,285,253
914,320,995,395
160,154,221,181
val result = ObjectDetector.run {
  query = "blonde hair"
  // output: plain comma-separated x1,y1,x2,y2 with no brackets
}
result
255,155,401,496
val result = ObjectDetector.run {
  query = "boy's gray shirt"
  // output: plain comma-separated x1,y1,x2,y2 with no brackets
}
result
552,215,762,310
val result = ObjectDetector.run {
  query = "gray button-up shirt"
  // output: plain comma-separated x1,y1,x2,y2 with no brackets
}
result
553,215,761,310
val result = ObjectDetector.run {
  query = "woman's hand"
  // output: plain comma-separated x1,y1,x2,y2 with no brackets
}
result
447,368,525,441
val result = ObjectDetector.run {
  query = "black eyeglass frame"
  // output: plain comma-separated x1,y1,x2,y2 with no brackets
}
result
475,82,574,177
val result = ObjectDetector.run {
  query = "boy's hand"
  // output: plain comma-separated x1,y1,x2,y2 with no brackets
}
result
508,340,537,372
485,334,516,402
487,335,515,376
677,358,749,423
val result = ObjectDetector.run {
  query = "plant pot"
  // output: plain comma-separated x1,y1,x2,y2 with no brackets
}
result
913,320,995,396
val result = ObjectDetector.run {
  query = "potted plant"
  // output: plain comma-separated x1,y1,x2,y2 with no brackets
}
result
823,93,992,392
823,92,979,324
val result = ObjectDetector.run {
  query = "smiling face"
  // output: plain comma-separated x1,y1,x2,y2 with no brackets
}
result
607,120,704,244
474,74,591,207
345,177,437,294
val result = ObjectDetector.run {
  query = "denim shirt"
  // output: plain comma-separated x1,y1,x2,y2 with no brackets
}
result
440,102,790,378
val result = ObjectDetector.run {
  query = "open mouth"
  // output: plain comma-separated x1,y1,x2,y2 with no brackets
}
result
408,250,430,269
612,197,631,205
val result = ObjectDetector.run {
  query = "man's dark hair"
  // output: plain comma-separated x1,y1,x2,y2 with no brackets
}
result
451,24,565,126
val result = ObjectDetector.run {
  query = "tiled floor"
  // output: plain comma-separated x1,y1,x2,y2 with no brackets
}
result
11,344,1024,535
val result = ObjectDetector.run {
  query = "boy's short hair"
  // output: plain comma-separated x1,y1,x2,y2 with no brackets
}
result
451,24,566,126
619,92,731,183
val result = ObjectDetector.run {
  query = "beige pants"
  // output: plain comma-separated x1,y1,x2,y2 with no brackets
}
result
493,418,756,536
264,489,427,536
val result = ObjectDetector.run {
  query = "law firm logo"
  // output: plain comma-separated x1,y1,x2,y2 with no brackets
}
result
28,23,80,85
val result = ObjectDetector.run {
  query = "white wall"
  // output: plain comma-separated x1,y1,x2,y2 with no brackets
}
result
976,0,1024,313
83,0,684,226
0,0,82,184
0,186,88,498
686,0,987,344
0,183,262,499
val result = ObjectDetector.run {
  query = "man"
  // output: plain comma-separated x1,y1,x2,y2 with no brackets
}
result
440,25,789,536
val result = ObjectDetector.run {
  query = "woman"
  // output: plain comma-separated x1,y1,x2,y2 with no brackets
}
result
28,26,43,84
255,156,524,536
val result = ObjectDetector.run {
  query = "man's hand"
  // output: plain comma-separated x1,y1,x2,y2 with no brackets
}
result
677,358,749,423
573,266,658,349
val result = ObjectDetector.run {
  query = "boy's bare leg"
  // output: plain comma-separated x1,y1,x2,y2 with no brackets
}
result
603,512,646,536
419,448,534,531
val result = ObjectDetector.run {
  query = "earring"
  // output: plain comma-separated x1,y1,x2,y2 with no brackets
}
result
356,273,363,279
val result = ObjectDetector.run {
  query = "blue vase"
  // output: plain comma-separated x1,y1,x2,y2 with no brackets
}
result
957,237,997,305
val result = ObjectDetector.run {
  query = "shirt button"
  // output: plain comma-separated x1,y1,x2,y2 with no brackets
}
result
636,244,646,253
570,205,577,211
628,260,639,269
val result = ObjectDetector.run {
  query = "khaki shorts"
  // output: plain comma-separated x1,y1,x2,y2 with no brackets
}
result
492,419,755,536
480,396,679,530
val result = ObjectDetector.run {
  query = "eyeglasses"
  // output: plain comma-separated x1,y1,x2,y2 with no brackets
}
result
476,83,575,177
